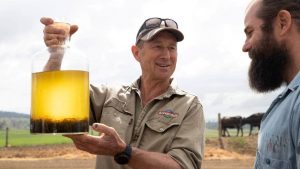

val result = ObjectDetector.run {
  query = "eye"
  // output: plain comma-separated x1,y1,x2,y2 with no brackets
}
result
170,46,176,50
245,30,253,38
153,45,162,49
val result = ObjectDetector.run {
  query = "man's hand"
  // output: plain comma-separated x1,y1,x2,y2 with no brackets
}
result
66,123,183,169
65,123,126,156
40,17,78,47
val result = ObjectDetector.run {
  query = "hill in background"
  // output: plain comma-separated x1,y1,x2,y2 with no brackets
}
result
0,111,29,130
0,111,29,118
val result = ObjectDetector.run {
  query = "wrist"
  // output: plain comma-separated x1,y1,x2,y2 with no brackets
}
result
114,144,132,165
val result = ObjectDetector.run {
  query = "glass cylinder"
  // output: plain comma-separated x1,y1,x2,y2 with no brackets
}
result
30,22,89,134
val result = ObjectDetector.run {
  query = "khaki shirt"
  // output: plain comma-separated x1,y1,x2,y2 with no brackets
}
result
89,78,205,169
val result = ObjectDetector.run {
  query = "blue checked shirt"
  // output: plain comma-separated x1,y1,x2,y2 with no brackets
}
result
254,71,300,169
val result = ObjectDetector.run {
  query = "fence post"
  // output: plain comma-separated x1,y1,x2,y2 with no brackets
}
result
218,113,224,149
5,127,9,148
218,113,221,137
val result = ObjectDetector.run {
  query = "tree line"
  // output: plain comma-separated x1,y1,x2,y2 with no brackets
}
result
0,111,29,130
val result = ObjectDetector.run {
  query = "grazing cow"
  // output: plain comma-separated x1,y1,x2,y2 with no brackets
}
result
221,116,243,137
242,113,265,136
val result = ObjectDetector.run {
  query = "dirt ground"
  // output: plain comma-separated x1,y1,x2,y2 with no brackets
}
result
0,158,255,169
0,136,257,169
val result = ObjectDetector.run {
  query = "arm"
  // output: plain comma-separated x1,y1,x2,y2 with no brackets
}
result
66,123,182,169
291,97,300,168
129,148,182,169
39,17,78,71
43,47,64,71
167,97,205,169
67,97,204,169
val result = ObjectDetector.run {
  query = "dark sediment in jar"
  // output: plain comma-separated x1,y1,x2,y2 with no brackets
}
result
30,118,89,134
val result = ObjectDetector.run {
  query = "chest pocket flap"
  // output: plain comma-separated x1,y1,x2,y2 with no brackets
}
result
146,118,181,133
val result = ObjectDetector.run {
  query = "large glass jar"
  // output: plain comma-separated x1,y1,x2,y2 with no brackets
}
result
30,22,89,134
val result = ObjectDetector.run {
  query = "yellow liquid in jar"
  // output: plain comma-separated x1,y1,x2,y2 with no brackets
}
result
31,70,89,122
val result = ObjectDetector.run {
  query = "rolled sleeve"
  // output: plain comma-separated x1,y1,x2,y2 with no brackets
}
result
167,98,205,169
168,148,202,169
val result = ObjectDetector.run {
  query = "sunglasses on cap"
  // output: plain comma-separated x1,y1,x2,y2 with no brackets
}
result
136,17,179,40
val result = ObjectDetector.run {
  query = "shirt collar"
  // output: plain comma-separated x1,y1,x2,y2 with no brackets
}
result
130,77,186,98
278,71,300,98
287,71,300,91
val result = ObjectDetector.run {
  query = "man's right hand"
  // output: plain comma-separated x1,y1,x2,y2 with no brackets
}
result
40,17,78,47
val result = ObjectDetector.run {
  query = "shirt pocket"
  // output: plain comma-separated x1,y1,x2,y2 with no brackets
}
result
139,119,181,152
100,98,133,139
255,151,291,169
146,118,180,133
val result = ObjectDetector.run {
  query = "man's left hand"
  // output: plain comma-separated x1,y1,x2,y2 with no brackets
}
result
65,123,126,156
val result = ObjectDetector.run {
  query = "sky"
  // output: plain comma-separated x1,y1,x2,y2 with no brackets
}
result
0,0,283,121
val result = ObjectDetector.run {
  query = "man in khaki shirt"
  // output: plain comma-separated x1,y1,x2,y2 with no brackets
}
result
41,17,205,169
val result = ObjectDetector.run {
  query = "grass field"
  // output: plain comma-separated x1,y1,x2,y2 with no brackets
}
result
205,128,258,137
0,129,72,147
205,129,219,138
0,127,259,147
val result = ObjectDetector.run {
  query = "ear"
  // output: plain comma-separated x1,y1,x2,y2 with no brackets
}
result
276,10,292,36
131,45,141,62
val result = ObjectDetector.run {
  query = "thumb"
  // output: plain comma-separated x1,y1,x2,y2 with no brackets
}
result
70,25,78,36
92,123,115,136
40,17,54,26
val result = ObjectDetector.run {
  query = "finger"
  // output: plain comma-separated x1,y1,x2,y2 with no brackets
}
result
74,141,98,154
72,137,111,155
44,34,67,41
66,134,99,144
63,134,77,139
92,123,123,143
45,39,59,47
65,134,91,146
67,135,101,154
92,123,116,136
70,25,78,36
74,142,87,151
71,138,90,151
64,133,86,140
66,131,120,156
40,17,54,26
44,26,65,34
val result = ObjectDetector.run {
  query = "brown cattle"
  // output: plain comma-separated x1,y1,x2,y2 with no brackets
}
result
221,116,243,137
242,113,265,136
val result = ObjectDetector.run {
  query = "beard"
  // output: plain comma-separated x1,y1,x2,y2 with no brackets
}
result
248,32,288,93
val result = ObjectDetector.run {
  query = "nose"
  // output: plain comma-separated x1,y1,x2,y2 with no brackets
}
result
161,47,171,59
242,40,251,52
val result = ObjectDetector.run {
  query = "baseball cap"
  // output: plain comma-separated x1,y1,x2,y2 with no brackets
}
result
136,17,184,44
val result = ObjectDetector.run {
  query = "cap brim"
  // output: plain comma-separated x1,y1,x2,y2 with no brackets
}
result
139,27,184,42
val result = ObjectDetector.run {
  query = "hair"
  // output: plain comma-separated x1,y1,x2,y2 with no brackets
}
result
257,0,300,32
136,40,144,49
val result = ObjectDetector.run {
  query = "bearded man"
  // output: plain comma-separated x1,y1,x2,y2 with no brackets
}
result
243,0,300,168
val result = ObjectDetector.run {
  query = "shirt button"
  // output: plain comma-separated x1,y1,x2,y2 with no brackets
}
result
133,134,139,141
159,128,164,132
265,158,271,165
